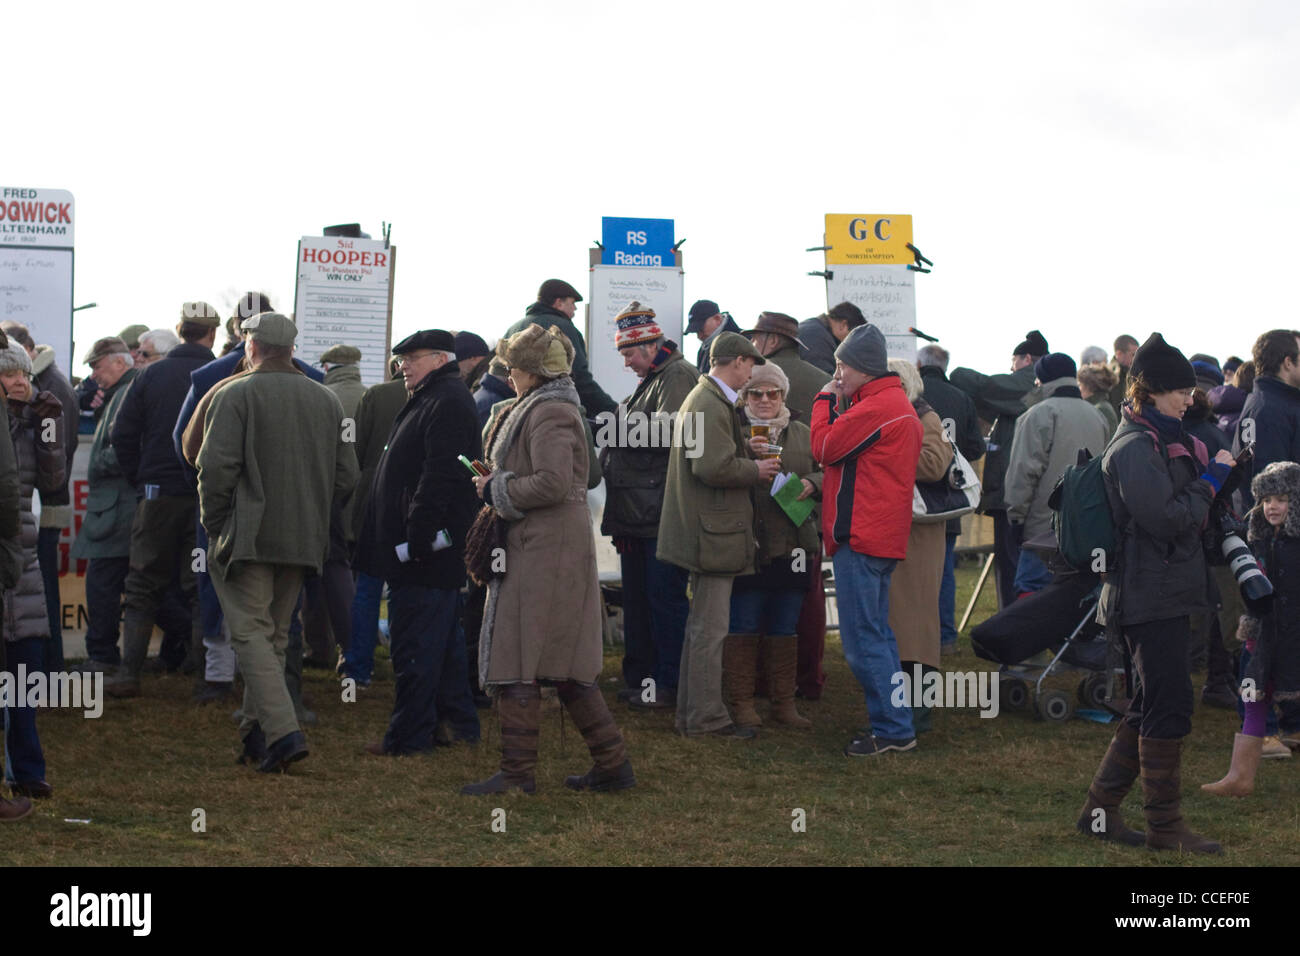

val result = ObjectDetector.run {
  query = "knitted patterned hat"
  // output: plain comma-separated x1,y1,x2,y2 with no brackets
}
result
614,301,663,349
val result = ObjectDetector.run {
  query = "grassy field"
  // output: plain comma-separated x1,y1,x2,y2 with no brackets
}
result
3,558,1298,867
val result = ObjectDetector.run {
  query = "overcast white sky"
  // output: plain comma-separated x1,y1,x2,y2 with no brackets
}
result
9,0,1299,380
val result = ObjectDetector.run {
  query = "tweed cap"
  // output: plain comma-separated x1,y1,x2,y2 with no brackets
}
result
180,302,222,328
118,324,149,349
240,313,298,348
83,336,131,366
710,331,766,365
320,344,362,365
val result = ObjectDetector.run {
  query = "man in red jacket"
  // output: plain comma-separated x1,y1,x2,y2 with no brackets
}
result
811,324,922,756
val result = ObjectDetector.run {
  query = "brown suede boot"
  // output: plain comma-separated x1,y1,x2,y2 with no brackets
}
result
723,633,762,729
560,683,635,792
460,684,539,795
1140,736,1221,853
1075,721,1145,846
764,635,812,729
1202,733,1263,798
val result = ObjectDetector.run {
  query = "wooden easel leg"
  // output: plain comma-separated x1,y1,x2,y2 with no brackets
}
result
958,553,995,634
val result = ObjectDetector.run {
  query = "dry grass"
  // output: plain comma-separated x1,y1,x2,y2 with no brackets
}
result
3,559,1298,867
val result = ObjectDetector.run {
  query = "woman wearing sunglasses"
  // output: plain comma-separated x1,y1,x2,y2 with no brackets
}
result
724,363,822,731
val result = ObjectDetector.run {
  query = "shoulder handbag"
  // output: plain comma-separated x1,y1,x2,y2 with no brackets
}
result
913,437,982,524
464,504,506,586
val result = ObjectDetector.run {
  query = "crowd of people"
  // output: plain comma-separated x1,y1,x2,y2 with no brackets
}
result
0,282,1295,855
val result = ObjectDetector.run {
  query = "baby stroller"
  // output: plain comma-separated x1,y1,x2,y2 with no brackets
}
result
969,531,1121,722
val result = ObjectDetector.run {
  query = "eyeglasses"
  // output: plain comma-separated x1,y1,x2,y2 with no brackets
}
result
747,388,784,401
396,351,435,368
138,351,157,360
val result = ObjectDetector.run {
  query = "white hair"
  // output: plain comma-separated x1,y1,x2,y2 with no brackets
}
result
140,328,180,356
888,357,924,402
1080,345,1107,366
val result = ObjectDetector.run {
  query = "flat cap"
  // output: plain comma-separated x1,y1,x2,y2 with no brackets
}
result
537,278,583,304
392,329,456,355
180,301,222,328
240,312,299,348
453,331,490,359
709,331,766,366
320,344,362,365
83,336,131,366
118,325,149,349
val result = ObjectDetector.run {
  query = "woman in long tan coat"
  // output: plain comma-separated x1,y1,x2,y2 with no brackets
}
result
461,324,634,796
886,359,953,733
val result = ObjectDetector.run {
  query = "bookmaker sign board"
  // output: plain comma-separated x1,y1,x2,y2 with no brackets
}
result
1,186,75,373
294,235,395,386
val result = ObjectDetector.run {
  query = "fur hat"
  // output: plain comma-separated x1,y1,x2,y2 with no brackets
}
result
1247,461,1300,542
498,324,574,380
0,342,32,376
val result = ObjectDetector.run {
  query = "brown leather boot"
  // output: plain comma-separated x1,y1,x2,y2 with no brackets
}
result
1140,736,1221,853
764,635,811,729
1202,733,1263,798
460,684,539,795
1075,721,1145,846
560,683,635,792
0,795,32,822
723,633,762,729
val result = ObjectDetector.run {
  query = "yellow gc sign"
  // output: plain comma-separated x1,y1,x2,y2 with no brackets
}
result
825,213,914,265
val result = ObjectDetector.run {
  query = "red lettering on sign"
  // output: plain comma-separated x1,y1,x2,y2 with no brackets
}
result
58,202,70,223
376,252,387,268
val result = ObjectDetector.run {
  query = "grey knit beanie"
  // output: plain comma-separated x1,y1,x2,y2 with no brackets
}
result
0,342,33,376
834,323,889,377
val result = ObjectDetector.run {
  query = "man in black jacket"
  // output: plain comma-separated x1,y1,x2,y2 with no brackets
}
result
502,279,616,417
355,330,482,754
104,303,219,697
950,330,1048,609
918,345,985,651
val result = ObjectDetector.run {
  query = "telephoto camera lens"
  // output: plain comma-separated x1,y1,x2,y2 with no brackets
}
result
1218,510,1274,612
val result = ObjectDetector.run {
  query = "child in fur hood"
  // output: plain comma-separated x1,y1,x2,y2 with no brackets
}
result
1203,460,1300,797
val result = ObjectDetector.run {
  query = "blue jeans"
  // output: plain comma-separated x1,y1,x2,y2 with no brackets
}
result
832,549,913,740
383,585,480,754
4,637,46,785
196,522,224,639
1013,548,1053,595
344,572,384,684
1238,648,1280,735
620,538,689,692
939,533,958,647
729,587,804,635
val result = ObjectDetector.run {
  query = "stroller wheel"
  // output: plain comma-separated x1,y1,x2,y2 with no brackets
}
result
1078,673,1109,709
1037,689,1074,723
1001,677,1030,711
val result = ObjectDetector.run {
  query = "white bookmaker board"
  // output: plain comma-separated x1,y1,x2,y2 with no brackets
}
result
0,186,75,372
293,235,395,386
587,265,684,403
824,265,917,360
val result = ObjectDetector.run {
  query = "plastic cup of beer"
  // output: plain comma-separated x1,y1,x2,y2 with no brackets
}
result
749,421,770,441
762,442,783,461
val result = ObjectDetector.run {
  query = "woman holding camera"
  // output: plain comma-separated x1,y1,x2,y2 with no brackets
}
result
1076,333,1234,854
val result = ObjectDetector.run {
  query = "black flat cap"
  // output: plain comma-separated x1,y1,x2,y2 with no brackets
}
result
537,278,583,304
392,329,456,354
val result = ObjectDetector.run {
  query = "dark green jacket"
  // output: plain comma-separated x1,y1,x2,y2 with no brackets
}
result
763,343,831,424
70,369,138,560
656,376,763,575
503,303,617,417
324,364,367,420
198,361,357,576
